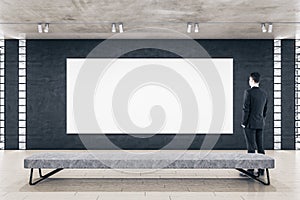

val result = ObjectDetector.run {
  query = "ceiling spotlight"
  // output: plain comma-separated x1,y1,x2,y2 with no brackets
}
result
44,23,49,33
37,23,43,33
194,23,199,33
261,23,267,33
118,23,124,33
268,23,273,33
187,22,192,33
111,23,117,33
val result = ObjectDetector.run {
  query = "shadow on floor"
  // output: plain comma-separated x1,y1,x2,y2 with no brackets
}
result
19,178,276,192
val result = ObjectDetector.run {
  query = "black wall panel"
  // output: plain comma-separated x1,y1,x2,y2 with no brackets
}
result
25,39,274,150
5,40,19,149
281,40,295,150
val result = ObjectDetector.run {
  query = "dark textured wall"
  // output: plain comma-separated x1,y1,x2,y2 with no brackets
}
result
281,40,295,150
25,39,274,150
5,40,19,149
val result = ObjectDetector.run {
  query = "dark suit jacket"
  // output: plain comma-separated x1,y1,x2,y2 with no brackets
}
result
242,87,268,129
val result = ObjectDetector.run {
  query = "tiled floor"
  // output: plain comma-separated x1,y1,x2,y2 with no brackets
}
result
0,150,299,199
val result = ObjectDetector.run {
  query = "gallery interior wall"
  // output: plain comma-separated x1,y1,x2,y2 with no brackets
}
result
5,39,285,150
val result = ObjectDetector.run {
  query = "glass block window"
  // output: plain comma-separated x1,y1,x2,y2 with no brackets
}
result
296,40,300,150
18,40,26,150
274,40,281,150
0,39,4,150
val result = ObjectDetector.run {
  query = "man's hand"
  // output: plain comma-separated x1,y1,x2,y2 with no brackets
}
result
241,124,246,128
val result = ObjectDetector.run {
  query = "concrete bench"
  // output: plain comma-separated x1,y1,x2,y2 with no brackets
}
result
24,151,275,185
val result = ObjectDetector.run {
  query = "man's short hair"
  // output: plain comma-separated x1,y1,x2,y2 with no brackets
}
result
250,72,260,83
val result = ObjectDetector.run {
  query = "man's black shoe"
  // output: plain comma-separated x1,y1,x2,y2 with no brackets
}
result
258,169,265,176
239,169,254,177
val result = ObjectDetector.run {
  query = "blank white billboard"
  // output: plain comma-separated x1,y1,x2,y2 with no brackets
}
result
67,58,233,134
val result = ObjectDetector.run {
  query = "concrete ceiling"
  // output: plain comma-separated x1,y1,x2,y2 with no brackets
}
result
0,0,300,39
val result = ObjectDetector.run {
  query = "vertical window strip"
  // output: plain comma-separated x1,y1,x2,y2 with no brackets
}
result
295,40,300,150
18,40,26,150
274,40,281,150
0,39,4,150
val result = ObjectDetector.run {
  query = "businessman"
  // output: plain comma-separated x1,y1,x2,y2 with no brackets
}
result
241,72,268,176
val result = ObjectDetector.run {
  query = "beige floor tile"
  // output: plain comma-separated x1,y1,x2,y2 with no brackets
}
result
145,192,171,200
2,192,80,200
170,192,215,200
99,192,146,200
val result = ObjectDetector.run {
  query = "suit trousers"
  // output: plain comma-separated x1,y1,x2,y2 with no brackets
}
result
243,128,265,172
243,128,265,154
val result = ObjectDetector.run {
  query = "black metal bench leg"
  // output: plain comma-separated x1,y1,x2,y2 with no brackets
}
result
29,168,63,185
236,168,270,185
38,168,43,178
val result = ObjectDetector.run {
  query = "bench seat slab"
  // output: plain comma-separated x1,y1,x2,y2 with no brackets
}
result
24,152,275,169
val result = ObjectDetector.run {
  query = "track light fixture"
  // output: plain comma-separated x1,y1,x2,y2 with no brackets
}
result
118,23,124,33
111,23,117,33
268,23,273,33
44,23,49,33
194,23,199,33
187,22,192,33
37,23,43,33
111,22,124,33
261,23,267,33
37,23,50,33
187,22,200,33
261,23,273,33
